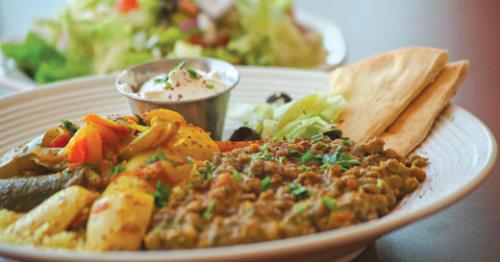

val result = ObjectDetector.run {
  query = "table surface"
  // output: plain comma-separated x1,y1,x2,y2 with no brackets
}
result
1,1,499,261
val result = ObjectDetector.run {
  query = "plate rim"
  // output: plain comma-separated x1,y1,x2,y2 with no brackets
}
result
0,71,497,261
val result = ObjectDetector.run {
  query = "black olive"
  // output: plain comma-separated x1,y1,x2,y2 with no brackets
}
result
266,92,292,104
229,127,261,141
324,129,342,140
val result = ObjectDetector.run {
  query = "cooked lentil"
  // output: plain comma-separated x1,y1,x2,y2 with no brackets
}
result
144,137,427,249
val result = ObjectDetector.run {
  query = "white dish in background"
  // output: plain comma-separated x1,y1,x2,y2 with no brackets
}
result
0,67,496,262
0,10,347,93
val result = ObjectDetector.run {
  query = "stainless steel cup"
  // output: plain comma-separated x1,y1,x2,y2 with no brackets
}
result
116,58,240,140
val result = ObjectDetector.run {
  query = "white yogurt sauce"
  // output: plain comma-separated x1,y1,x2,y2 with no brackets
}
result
139,67,227,101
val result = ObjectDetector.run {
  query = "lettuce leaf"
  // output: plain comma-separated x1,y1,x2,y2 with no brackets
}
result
231,93,346,141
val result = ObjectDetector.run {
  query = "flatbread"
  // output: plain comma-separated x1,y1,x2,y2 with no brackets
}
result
381,60,470,156
329,47,449,142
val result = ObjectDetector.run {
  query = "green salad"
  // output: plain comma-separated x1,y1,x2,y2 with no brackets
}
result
0,0,326,84
230,92,346,141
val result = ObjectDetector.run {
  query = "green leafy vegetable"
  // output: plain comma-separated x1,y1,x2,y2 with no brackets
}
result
311,133,324,143
134,114,147,126
186,67,199,79
322,141,360,171
288,183,309,200
232,171,243,182
153,181,170,208
202,199,217,219
61,119,79,134
301,150,314,164
261,176,271,190
176,59,188,69
292,203,310,214
322,197,339,211
111,164,125,177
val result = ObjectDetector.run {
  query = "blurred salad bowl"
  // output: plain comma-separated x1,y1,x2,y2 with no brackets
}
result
0,0,346,92
116,57,240,139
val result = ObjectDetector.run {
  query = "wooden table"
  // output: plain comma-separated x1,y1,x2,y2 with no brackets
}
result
296,0,500,260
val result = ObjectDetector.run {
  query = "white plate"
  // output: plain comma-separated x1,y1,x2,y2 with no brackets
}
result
0,67,497,262
0,10,347,93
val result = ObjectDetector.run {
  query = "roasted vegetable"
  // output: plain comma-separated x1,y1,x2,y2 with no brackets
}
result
0,168,86,212
6,186,98,237
86,175,154,251
0,135,64,178
119,121,179,160
165,125,220,161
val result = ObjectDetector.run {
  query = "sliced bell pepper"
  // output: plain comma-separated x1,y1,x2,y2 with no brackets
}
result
81,113,133,138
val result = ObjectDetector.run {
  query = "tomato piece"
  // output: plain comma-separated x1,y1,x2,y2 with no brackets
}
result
93,124,120,150
48,131,71,148
81,113,133,138
178,0,199,16
117,0,138,13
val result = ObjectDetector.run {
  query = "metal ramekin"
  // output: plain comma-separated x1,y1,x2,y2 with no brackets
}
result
116,58,240,140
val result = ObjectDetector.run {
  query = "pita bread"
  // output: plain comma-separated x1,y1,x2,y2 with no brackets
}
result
381,61,469,156
329,47,448,142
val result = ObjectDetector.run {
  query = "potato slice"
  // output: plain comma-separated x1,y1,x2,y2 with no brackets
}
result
6,186,98,237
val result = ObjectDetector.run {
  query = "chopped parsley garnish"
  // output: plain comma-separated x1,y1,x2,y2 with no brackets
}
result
201,163,215,180
153,181,170,208
164,82,173,90
301,150,314,164
134,113,147,126
287,146,300,155
232,170,243,182
206,83,215,89
261,176,271,190
202,199,217,219
322,197,339,211
311,133,324,143
146,147,177,165
260,153,274,160
176,59,188,69
186,67,199,79
322,141,359,171
292,203,310,214
288,183,309,200
61,119,78,134
259,143,269,152
111,164,125,177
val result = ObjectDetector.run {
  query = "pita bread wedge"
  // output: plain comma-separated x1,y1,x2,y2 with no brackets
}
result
329,47,449,142
381,60,470,157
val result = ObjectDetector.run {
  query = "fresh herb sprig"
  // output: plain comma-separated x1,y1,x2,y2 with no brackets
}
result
288,183,309,200
153,181,171,208
61,119,79,134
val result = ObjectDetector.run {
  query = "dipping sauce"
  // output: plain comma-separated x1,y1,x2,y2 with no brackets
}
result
139,64,228,102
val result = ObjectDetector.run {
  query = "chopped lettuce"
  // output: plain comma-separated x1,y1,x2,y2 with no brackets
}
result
231,93,346,141
229,0,324,67
1,0,326,83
